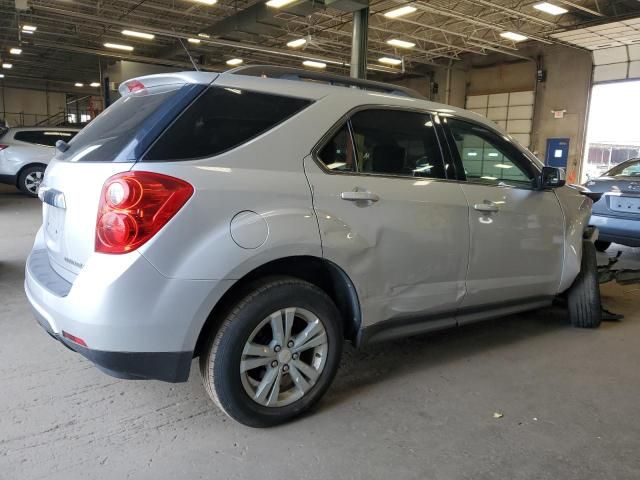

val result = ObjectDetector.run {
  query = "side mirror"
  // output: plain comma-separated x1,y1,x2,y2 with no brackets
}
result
539,166,566,189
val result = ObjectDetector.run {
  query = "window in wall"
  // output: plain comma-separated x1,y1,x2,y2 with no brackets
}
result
448,118,535,187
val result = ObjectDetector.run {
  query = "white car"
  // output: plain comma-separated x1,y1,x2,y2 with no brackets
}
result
0,126,80,195
25,66,600,427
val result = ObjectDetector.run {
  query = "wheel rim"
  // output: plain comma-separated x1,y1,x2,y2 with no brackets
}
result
240,307,329,408
24,170,44,194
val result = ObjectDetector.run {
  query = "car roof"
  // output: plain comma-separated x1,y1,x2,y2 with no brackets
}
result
9,127,81,132
123,66,508,138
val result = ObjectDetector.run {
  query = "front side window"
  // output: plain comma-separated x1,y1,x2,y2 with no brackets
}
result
317,109,446,179
448,118,536,188
144,87,312,161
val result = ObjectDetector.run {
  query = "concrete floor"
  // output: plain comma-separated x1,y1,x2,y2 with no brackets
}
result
2,183,640,480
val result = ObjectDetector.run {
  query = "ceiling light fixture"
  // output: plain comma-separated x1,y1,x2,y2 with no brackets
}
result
386,39,415,49
533,2,568,15
0,74,4,78
75,83,84,87
104,43,134,51
226,58,243,66
500,31,528,42
90,82,101,87
266,0,298,8
122,30,155,40
2,63,12,69
302,60,326,69
198,33,210,38
10,48,22,55
188,38,201,44
287,38,307,48
194,0,217,4
384,6,417,18
22,25,37,32
379,56,402,66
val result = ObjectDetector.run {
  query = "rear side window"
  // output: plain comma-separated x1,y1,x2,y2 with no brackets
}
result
14,130,77,147
57,84,186,162
143,87,312,161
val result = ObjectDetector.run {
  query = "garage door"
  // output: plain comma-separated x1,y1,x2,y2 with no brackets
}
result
465,91,535,148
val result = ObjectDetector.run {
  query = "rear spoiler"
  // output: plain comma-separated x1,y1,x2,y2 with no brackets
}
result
118,72,218,97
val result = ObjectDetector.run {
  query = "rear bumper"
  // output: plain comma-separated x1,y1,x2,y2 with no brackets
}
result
589,214,640,247
25,229,232,382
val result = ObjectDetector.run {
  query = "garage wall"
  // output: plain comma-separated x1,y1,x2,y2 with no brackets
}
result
0,86,66,127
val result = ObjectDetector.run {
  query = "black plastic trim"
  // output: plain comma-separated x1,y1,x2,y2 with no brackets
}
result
0,173,16,185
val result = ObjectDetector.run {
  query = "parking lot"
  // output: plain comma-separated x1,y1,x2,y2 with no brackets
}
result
1,184,639,479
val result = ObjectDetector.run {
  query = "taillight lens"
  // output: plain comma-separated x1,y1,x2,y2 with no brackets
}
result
96,171,193,254
0,144,8,151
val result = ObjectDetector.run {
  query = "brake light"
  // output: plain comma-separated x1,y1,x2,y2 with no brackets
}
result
126,80,146,93
62,330,87,347
96,171,193,254
0,144,8,151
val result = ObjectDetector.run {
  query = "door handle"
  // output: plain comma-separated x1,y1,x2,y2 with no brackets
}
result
473,201,499,213
341,191,380,203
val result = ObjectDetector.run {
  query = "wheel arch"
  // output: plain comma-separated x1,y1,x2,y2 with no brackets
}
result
193,255,362,357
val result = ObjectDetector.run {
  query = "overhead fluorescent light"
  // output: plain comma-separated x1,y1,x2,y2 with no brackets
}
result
481,176,497,180
384,6,417,18
104,43,134,51
533,2,568,15
194,0,217,4
287,38,307,48
226,58,243,66
198,33,210,38
379,56,402,66
2,63,12,69
10,48,22,55
0,74,4,78
75,83,84,87
22,25,37,32
302,60,326,69
188,38,201,44
90,82,101,87
122,30,155,40
266,0,298,8
386,39,415,49
500,31,528,42
494,163,513,169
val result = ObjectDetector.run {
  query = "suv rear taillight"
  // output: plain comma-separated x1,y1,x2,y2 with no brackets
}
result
0,144,8,151
95,171,193,254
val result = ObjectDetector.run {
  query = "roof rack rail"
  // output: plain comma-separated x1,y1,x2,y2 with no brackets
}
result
227,65,425,100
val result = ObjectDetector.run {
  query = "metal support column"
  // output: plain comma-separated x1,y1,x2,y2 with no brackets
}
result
350,7,369,80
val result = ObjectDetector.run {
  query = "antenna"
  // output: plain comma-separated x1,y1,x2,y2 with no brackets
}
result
178,38,200,72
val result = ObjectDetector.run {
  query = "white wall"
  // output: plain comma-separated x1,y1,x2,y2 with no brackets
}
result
0,86,66,127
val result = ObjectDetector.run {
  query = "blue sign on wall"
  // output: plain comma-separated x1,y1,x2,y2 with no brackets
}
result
545,138,570,168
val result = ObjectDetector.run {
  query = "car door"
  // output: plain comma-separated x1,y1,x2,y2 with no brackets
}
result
304,108,470,331
441,117,564,319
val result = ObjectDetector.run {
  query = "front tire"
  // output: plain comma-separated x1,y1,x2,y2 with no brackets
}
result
200,277,343,427
18,165,45,197
567,240,602,328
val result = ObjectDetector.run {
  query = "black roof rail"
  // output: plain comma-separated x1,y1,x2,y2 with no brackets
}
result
227,65,425,100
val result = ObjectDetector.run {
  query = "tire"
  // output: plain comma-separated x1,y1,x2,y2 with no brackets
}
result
199,277,343,427
594,240,611,252
17,165,45,197
567,240,602,328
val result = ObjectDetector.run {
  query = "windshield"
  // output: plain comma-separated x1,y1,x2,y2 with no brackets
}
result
604,159,640,177
55,84,185,163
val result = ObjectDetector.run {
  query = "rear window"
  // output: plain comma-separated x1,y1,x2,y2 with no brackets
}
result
57,84,186,162
14,130,77,147
143,86,312,161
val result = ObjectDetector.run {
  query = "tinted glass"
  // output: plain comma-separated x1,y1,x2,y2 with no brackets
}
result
605,159,640,177
14,130,77,147
317,124,356,172
349,110,445,178
144,87,312,161
57,84,183,162
448,119,535,187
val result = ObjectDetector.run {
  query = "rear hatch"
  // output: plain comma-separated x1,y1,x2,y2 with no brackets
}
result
40,74,212,282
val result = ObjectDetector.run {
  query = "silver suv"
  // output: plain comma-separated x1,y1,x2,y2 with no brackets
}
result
25,66,601,427
0,126,80,195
